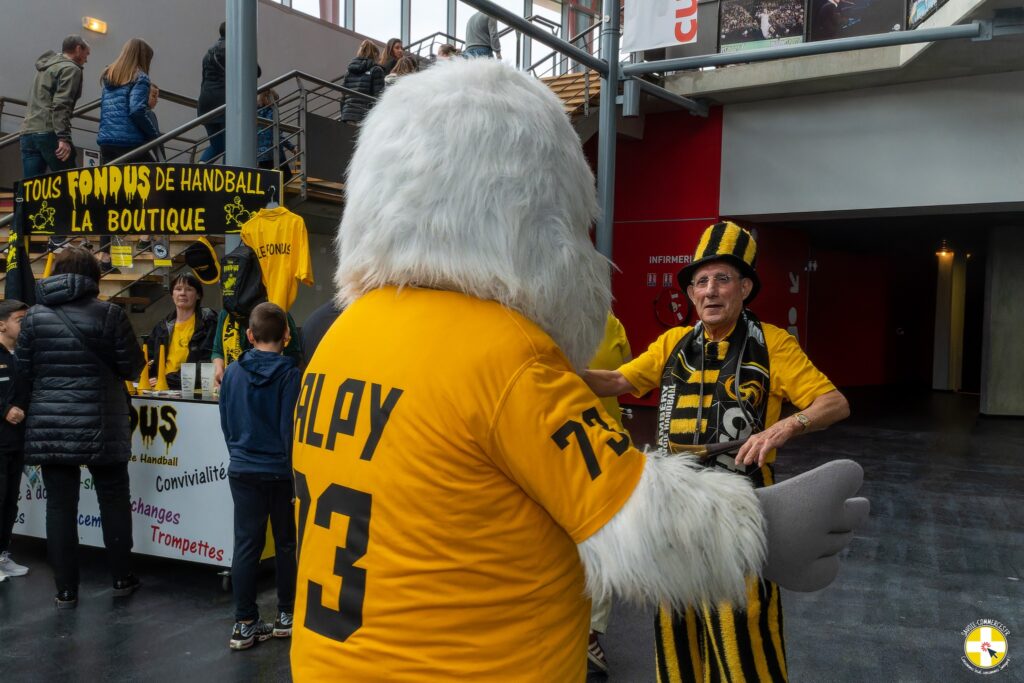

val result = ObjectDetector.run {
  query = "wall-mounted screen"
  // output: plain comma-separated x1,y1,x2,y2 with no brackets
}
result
808,0,904,42
719,0,806,53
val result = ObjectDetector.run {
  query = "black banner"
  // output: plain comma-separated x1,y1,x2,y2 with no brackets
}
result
808,0,904,42
16,164,281,236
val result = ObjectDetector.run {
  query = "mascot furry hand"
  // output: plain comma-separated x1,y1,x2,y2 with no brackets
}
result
290,59,869,681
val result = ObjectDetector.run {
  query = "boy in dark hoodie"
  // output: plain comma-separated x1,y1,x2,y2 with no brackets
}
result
0,300,30,581
219,302,300,650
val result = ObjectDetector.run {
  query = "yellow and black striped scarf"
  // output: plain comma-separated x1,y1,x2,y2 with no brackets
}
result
657,311,770,456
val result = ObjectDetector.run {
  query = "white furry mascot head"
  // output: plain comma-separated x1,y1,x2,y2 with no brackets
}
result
335,59,610,370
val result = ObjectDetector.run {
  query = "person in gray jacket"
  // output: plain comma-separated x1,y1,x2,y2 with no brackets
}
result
20,35,90,178
464,12,502,59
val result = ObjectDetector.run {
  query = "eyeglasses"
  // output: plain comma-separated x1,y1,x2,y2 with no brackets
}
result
691,274,736,290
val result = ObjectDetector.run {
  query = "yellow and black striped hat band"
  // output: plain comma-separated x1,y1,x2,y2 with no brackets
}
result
678,221,760,303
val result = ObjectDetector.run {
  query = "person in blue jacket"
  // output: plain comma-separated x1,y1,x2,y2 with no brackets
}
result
96,38,160,163
218,302,301,651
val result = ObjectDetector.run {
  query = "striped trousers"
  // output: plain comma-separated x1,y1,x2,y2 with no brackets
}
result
655,464,787,683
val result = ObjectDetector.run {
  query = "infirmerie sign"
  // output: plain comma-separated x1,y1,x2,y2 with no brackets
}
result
16,164,281,236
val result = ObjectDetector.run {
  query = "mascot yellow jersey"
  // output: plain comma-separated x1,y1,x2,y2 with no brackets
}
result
292,286,646,681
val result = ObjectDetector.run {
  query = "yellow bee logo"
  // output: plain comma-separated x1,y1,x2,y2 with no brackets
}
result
723,376,766,408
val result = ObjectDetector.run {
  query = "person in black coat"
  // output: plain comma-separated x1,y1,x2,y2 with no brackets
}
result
340,40,386,125
197,21,261,162
146,272,218,390
16,246,145,608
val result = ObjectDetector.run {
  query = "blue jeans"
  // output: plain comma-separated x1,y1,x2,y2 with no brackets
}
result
463,46,494,58
200,121,225,163
229,474,296,622
20,132,76,178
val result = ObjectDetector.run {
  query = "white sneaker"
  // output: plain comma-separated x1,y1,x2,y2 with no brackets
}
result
0,551,28,577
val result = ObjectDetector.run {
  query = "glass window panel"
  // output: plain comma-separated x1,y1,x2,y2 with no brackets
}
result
355,0,401,41
291,0,321,18
412,0,452,41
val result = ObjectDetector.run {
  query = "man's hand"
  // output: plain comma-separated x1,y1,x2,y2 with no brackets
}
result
55,139,73,161
736,419,799,468
737,390,849,467
4,406,25,425
213,358,225,387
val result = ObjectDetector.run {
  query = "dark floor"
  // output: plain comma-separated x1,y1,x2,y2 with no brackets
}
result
1,387,1021,682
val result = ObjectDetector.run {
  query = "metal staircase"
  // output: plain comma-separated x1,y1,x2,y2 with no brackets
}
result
0,71,371,306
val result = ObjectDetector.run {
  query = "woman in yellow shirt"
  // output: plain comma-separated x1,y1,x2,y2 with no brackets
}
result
146,272,218,389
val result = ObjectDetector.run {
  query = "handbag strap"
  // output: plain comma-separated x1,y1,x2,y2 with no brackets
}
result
50,305,122,381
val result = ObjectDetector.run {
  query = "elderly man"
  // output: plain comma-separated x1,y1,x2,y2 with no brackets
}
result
585,220,849,682
20,35,90,177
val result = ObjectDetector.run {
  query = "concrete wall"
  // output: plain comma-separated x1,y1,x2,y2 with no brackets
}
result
720,70,1024,219
0,0,371,138
980,226,1024,416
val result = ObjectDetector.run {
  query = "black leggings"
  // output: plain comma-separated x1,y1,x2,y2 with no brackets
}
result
41,462,134,591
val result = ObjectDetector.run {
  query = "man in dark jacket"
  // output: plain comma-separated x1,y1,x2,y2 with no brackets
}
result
218,302,300,649
20,35,90,178
198,22,261,163
16,247,145,608
0,300,30,580
340,41,385,124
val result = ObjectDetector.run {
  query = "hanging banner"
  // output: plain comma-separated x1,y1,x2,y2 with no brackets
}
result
622,0,700,53
16,163,281,237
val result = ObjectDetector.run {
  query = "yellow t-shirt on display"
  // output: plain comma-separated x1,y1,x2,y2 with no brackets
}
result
164,315,195,374
589,312,632,425
618,321,836,462
291,286,646,681
240,207,313,311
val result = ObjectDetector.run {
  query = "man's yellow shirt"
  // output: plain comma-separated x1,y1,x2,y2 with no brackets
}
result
291,286,645,680
619,322,836,461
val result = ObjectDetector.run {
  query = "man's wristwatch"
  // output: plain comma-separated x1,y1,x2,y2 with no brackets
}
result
794,412,811,431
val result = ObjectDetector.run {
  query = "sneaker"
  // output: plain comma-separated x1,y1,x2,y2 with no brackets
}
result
229,620,274,650
273,611,293,638
55,589,78,609
587,631,609,674
112,574,141,597
0,551,28,577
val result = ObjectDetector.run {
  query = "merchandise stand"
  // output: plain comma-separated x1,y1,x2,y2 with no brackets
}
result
10,164,282,586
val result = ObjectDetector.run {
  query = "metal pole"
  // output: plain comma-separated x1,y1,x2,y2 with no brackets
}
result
400,0,411,45
622,21,984,77
634,79,708,117
459,0,607,74
447,0,457,38
522,0,532,71
344,0,354,30
226,0,258,249
595,4,620,259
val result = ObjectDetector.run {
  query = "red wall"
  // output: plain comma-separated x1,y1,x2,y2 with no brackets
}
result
599,110,811,402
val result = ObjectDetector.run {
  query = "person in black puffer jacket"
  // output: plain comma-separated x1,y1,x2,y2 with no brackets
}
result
15,247,145,609
340,40,385,125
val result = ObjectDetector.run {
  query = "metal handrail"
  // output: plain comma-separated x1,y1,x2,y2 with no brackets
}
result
109,70,373,165
528,20,604,77
0,70,370,231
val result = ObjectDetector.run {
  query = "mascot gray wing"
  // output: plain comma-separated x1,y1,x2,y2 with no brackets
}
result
756,459,870,592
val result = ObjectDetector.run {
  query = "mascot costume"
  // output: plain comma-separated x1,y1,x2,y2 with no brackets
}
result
291,59,869,680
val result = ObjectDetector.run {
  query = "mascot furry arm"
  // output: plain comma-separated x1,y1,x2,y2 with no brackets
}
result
294,58,868,679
